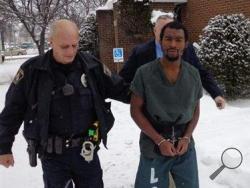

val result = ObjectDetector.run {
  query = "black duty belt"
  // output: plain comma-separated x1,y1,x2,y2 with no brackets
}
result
46,136,84,154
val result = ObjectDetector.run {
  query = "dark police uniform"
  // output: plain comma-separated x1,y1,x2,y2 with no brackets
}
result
0,50,129,188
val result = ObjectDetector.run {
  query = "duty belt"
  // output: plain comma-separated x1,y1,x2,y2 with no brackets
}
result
45,121,100,162
46,136,84,154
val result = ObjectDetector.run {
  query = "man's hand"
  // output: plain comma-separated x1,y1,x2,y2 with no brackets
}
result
159,140,177,157
214,96,226,109
0,154,14,168
176,138,189,156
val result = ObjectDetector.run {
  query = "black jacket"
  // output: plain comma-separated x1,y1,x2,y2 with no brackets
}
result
0,50,129,155
119,39,222,99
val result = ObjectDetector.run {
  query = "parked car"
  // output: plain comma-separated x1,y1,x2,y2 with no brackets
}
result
20,42,35,49
4,47,27,56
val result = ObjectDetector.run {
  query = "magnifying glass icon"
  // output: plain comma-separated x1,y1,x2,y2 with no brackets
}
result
210,147,243,180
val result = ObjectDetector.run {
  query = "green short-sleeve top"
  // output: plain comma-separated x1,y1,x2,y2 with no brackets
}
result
130,59,203,125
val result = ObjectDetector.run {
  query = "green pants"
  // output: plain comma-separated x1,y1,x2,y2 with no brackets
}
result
135,142,199,188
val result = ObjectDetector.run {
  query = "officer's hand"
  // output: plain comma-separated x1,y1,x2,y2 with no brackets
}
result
176,138,189,156
214,96,226,109
159,140,176,157
0,154,14,168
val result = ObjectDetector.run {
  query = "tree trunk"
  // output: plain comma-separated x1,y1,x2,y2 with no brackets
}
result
1,30,5,51
37,29,46,55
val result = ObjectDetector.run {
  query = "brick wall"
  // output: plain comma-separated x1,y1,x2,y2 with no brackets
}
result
96,10,116,71
184,0,250,42
151,2,176,11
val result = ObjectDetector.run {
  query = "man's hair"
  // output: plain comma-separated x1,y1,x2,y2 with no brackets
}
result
160,21,188,42
156,14,174,23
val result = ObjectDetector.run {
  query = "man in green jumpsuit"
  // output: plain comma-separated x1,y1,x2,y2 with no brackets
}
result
130,21,202,188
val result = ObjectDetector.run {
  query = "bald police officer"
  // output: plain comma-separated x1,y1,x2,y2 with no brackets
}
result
0,19,129,188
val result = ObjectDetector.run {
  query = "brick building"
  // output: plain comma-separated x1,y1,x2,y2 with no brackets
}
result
97,0,250,72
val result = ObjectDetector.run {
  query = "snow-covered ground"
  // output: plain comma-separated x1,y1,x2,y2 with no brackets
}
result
0,58,250,188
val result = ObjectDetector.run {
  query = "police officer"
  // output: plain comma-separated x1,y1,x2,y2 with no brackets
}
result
0,19,129,188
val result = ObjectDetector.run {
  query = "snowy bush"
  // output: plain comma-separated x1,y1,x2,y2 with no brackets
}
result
198,14,250,99
79,13,99,57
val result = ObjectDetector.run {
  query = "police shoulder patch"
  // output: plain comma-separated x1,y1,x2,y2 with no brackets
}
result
13,68,24,85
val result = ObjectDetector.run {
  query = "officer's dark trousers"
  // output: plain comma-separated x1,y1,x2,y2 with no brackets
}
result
41,147,103,188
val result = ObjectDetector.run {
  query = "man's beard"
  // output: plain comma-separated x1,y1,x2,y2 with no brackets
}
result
164,49,182,62
164,54,179,62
